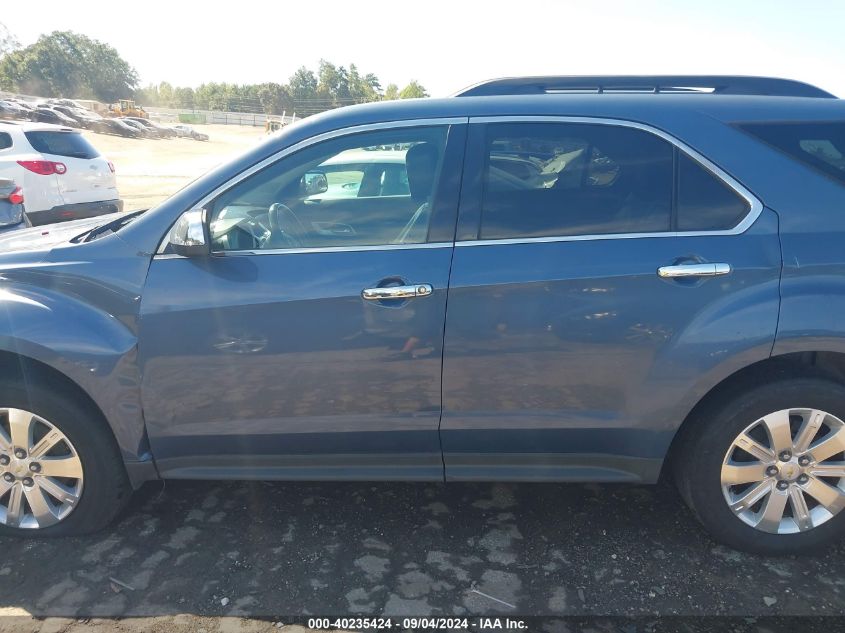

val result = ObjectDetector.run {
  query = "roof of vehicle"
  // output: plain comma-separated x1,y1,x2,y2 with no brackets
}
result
0,120,79,134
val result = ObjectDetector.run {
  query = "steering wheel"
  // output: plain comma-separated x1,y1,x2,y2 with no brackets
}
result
268,202,308,248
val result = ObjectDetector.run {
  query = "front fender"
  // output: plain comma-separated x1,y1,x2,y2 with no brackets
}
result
0,235,153,471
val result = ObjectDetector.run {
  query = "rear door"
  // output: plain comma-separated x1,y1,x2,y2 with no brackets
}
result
440,117,781,481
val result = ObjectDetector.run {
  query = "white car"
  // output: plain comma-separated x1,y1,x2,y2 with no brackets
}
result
0,121,121,226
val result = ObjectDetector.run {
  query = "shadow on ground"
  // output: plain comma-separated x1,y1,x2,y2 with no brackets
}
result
1,480,843,618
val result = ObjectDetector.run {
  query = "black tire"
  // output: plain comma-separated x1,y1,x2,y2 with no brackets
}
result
0,379,131,537
674,377,845,555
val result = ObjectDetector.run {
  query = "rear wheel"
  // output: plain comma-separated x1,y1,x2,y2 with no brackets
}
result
0,380,130,536
675,378,845,554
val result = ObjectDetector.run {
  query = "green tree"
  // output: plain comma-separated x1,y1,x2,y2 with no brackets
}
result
288,66,318,101
384,83,399,100
173,86,195,109
399,80,429,99
0,31,137,101
0,22,19,57
157,81,174,107
257,82,292,115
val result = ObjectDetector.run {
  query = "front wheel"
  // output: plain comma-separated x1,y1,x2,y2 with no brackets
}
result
0,380,131,536
675,378,845,554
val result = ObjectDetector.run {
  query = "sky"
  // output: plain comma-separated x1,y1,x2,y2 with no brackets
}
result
4,0,845,98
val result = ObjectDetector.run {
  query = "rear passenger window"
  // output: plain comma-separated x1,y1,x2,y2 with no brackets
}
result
480,123,673,239
677,153,750,231
23,131,99,159
738,121,845,186
0,133,11,150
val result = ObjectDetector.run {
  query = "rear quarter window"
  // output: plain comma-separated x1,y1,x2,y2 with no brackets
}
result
24,130,100,159
0,132,11,150
738,121,845,186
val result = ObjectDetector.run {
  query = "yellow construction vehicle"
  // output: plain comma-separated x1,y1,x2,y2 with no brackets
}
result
106,99,148,119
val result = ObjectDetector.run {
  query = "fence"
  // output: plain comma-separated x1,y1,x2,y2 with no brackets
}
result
145,106,296,127
0,91,298,128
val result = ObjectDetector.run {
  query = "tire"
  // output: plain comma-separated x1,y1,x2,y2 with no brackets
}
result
0,379,131,536
674,377,845,554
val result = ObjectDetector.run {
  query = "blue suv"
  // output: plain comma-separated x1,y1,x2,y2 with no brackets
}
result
1,76,844,554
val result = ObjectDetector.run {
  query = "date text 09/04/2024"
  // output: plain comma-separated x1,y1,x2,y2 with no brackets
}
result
307,617,527,630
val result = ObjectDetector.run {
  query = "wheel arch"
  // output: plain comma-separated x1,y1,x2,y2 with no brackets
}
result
663,350,845,478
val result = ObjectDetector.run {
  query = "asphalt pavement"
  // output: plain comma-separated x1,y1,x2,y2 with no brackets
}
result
1,478,843,620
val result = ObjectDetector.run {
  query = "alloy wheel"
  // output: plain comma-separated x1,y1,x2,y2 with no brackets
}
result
721,408,845,534
0,407,84,529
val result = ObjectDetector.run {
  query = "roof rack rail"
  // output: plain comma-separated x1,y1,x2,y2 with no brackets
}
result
454,75,836,99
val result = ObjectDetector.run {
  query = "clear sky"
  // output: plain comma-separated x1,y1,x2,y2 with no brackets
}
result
4,0,845,97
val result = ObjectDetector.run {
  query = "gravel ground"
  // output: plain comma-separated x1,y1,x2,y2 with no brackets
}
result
1,478,844,627
81,122,265,211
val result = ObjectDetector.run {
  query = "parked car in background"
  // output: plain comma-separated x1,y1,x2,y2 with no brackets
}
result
91,118,142,138
126,117,175,138
6,100,35,116
5,76,845,557
172,124,209,141
0,177,26,229
29,106,78,127
51,105,102,130
305,148,411,201
0,101,29,120
45,98,84,110
119,118,157,138
0,121,120,225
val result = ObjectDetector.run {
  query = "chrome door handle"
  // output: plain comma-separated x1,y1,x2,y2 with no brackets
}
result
362,284,433,300
657,263,732,278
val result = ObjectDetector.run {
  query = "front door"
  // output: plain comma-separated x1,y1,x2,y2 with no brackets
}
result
441,118,781,481
138,122,466,479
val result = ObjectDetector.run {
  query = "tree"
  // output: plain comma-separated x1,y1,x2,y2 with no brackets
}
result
0,31,137,101
257,82,292,115
288,66,318,102
384,83,399,100
0,22,19,57
399,80,429,99
173,86,195,109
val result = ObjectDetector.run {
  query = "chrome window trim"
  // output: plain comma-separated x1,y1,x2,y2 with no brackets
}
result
456,115,764,247
156,242,454,259
154,117,468,257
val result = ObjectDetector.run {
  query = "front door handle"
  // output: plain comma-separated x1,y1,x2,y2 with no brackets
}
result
657,263,732,279
362,284,433,300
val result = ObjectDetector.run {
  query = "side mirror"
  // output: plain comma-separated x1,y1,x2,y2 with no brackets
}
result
167,208,209,257
301,171,328,196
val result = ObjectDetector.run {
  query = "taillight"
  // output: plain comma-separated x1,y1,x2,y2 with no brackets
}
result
108,161,115,173
7,186,23,205
16,160,67,176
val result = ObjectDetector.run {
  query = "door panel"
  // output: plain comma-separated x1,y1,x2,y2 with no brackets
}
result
440,119,781,482
441,215,780,481
138,123,466,480
140,248,452,478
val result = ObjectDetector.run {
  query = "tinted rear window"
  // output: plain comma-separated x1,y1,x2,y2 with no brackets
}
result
739,121,845,185
24,131,100,159
480,122,674,239
677,153,750,231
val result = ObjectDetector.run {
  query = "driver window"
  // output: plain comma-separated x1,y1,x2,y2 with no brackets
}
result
209,126,448,251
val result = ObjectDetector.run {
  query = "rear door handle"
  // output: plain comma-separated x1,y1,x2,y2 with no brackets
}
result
657,263,732,278
362,284,433,300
